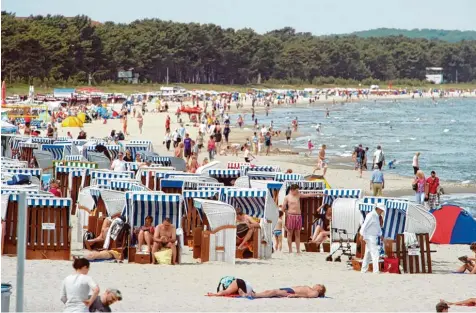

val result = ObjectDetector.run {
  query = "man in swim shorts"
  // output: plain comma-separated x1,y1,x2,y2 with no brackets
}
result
283,184,321,254
242,284,326,299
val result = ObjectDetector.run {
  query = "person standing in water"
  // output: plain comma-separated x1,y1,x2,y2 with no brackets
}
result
413,152,420,175
325,108,330,118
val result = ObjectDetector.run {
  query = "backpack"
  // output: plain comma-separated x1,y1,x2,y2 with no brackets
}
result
217,276,235,292
83,231,94,248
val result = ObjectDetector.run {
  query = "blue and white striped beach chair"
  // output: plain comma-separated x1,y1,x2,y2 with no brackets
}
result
323,189,362,206
274,173,304,182
208,169,240,186
41,144,66,160
5,168,42,178
124,144,149,160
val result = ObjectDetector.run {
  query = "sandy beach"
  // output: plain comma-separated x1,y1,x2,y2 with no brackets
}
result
2,91,476,312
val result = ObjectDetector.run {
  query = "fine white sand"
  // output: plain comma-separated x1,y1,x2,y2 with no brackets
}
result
2,91,475,312
1,244,475,312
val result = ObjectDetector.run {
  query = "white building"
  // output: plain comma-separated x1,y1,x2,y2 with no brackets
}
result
425,67,443,84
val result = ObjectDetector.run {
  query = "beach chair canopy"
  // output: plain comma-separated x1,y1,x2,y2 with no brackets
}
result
183,190,221,219
225,188,268,219
323,189,362,205
246,171,277,181
4,168,42,178
227,162,248,169
125,192,183,230
193,199,236,231
124,143,150,159
358,198,435,240
196,161,220,174
330,198,362,237
274,173,304,182
90,170,134,180
208,169,240,179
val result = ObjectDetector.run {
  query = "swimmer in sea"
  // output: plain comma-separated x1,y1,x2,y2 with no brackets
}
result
316,123,321,134
388,159,396,169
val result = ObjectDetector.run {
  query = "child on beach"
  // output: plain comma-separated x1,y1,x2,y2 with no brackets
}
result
274,211,284,252
307,139,314,156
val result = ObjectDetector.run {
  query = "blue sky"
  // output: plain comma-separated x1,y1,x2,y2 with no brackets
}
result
3,0,475,35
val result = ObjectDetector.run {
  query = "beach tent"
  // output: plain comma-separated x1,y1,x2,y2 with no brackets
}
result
430,204,476,244
62,116,83,128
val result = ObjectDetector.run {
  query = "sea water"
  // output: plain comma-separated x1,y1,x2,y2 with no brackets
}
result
236,98,476,215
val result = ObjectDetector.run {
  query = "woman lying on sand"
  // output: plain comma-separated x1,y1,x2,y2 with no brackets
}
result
440,298,476,307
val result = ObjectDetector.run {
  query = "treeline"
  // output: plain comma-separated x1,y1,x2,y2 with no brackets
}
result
351,28,476,43
2,12,476,85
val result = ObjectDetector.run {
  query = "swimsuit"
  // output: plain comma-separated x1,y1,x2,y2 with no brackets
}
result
279,288,295,294
286,214,302,231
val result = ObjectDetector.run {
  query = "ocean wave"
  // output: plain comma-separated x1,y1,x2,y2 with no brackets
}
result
338,152,353,157
339,145,347,148
443,129,450,132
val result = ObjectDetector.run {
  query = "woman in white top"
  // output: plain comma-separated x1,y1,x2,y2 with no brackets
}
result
242,144,254,163
60,258,99,312
412,152,420,175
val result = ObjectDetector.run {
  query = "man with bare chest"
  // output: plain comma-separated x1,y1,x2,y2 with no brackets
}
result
152,218,177,264
283,184,321,254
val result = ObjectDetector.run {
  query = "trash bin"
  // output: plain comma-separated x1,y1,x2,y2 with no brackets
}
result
1,283,12,312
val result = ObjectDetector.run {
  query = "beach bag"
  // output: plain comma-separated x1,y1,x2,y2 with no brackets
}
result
154,249,172,265
383,257,400,274
217,276,235,292
412,183,417,191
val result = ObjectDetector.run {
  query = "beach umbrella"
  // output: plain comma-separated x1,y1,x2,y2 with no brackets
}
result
430,204,476,244
1,120,17,134
61,116,83,128
1,81,6,106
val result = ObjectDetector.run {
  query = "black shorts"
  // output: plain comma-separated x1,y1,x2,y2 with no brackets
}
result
198,144,203,149
184,149,192,157
286,137,291,140
235,279,247,293
245,157,251,163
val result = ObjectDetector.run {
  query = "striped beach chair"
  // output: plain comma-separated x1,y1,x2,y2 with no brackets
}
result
208,169,240,186
249,180,283,204
323,189,362,206
5,168,42,179
227,162,247,169
126,192,184,263
129,140,153,151
90,170,134,185
182,190,221,240
41,144,66,160
274,173,304,182
83,144,121,160
150,156,172,167
124,143,149,159
64,155,86,162
30,137,54,145
160,179,185,194
3,196,71,260
18,142,38,162
246,171,277,180
225,188,278,259
192,199,237,264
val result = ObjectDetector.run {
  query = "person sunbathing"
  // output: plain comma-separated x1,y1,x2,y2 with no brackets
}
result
236,207,260,250
151,218,177,264
440,298,476,307
454,242,476,274
310,204,332,245
85,217,112,250
242,284,326,299
207,277,254,297
137,216,154,253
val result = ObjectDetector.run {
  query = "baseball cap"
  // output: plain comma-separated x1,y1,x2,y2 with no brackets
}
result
435,301,449,312
108,289,122,301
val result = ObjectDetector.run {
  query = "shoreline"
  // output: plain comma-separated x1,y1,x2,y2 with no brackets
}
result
54,91,475,197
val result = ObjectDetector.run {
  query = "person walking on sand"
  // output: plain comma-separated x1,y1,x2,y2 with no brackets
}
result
252,132,259,155
370,166,385,196
122,112,128,136
413,152,420,175
274,211,284,252
164,130,172,151
60,258,99,312
283,184,321,254
413,170,426,204
264,132,272,156
426,171,440,210
360,204,385,273
314,144,328,176
136,112,143,134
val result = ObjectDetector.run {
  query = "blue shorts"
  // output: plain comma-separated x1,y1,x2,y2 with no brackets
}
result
280,288,295,294
273,230,282,236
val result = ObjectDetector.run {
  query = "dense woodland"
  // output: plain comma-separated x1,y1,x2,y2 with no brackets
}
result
2,12,476,86
351,28,476,43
